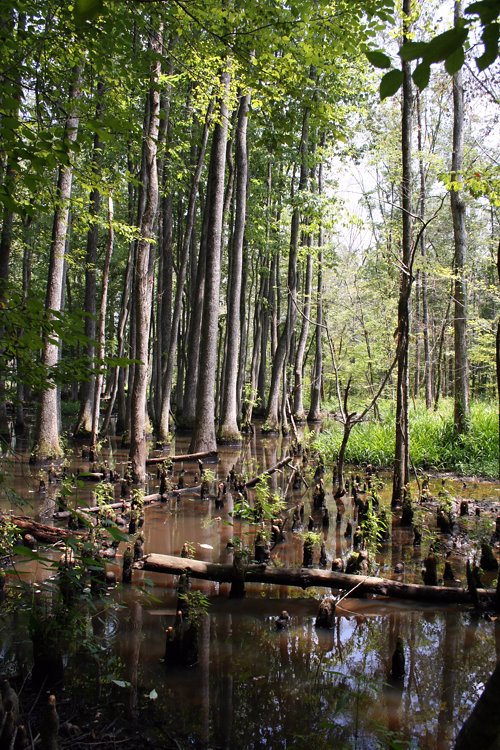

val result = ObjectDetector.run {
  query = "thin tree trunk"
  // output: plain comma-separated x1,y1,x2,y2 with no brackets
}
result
308,254,323,421
293,247,313,421
265,107,310,432
392,4,412,505
0,12,25,436
91,195,114,449
157,101,213,442
417,90,433,409
129,26,162,482
451,0,469,434
74,83,104,436
32,65,82,460
190,70,230,453
219,92,249,442
181,181,210,429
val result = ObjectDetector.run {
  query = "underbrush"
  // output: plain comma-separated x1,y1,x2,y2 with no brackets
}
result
313,399,498,478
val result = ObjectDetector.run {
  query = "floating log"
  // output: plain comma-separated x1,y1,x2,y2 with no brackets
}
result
3,515,86,544
77,472,105,481
53,488,204,521
138,553,494,605
54,493,164,520
244,456,293,489
146,450,218,466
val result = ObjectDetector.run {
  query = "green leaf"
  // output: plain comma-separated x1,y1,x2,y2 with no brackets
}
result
106,526,129,543
426,26,469,64
365,49,392,69
466,1,500,24
112,680,131,688
380,69,403,99
399,41,428,61
412,62,431,90
74,0,104,25
476,22,500,69
445,46,465,74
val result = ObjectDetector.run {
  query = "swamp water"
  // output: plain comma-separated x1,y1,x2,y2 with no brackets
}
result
1,425,500,749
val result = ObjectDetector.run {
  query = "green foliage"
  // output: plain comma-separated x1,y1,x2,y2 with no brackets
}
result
0,518,21,558
178,590,210,626
369,0,500,98
299,530,322,548
314,399,498,477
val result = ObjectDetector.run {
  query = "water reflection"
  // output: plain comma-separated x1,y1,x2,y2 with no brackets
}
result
2,425,500,748
109,590,496,749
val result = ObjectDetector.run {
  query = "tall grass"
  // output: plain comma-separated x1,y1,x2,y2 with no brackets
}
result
313,399,498,478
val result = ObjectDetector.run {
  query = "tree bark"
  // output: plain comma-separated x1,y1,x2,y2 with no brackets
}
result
293,247,313,420
189,70,230,453
32,66,82,460
416,90,433,409
451,0,469,435
74,82,104,436
265,107,309,432
90,195,114,449
218,92,250,442
129,26,162,482
392,5,412,505
157,101,213,442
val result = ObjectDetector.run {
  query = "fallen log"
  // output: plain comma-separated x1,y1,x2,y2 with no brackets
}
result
146,450,218,466
53,488,203,520
138,553,494,605
54,493,165,520
77,472,105,481
245,456,293,489
3,515,86,544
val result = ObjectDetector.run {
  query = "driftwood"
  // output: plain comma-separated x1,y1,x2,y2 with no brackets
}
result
146,450,218,466
53,487,204,520
77,472,105,481
138,553,495,605
245,456,293,489
3,515,86,544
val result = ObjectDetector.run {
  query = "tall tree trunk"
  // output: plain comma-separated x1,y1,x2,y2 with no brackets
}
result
90,195,114,449
392,4,412,505
293,245,313,421
74,83,104,436
236,240,249,419
181,183,210,428
153,69,174,429
157,101,213,442
451,0,469,435
218,92,249,442
417,90,433,409
0,11,25,436
308,160,323,426
32,66,82,460
496,239,500,479
264,108,309,432
129,26,162,482
189,70,230,453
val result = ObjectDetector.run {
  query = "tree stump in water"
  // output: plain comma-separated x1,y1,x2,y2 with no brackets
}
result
122,545,133,584
315,597,336,628
422,553,438,586
302,540,314,568
229,551,246,598
480,543,498,572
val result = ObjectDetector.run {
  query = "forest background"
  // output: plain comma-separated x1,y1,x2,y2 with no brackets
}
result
1,0,499,492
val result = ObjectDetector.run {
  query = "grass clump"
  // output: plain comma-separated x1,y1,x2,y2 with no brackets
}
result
313,399,498,477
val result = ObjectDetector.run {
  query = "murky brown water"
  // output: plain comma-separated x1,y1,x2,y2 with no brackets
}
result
2,421,500,748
